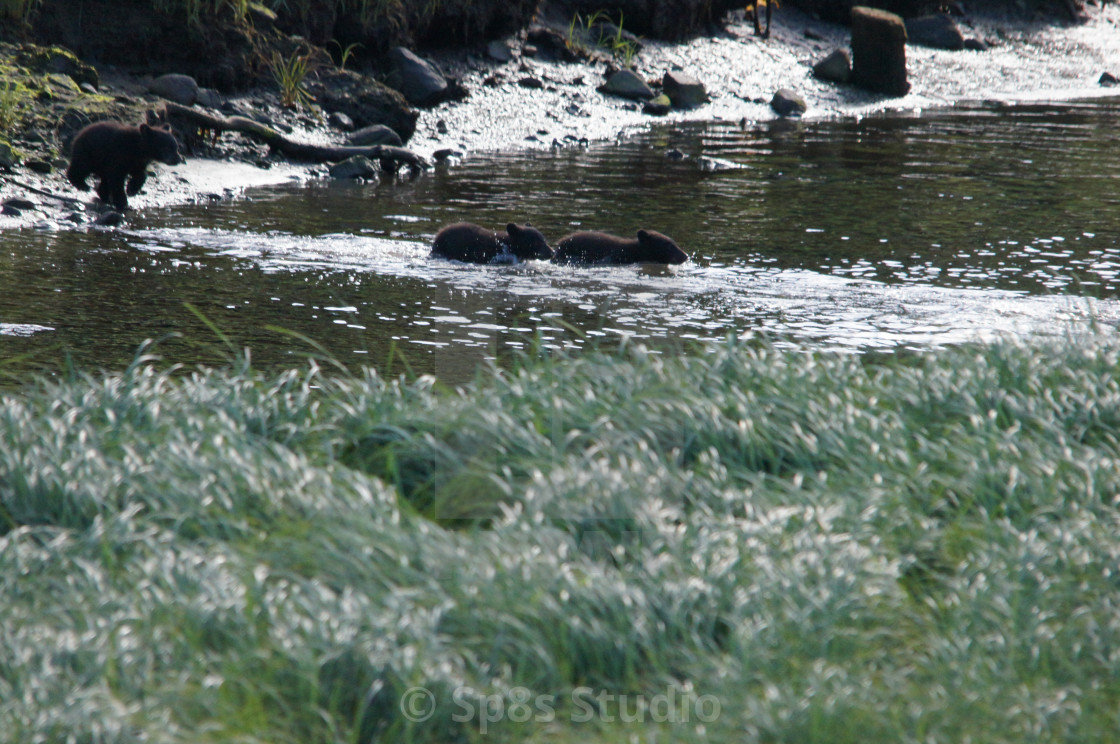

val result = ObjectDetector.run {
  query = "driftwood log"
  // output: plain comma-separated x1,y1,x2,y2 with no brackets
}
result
163,102,428,172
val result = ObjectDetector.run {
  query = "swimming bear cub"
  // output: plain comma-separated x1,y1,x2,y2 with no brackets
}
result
431,222,553,263
551,230,688,265
67,121,184,210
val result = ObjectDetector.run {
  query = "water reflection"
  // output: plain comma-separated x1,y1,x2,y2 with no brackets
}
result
2,100,1118,384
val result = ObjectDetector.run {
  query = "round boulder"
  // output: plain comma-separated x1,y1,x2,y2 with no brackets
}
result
149,73,200,106
770,88,807,117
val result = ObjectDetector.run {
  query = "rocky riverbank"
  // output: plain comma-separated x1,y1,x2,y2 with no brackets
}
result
1,0,1118,229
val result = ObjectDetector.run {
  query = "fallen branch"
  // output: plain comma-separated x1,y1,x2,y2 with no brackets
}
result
163,102,428,172
0,176,84,206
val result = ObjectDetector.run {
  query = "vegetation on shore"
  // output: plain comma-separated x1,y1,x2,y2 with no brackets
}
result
3,332,1120,743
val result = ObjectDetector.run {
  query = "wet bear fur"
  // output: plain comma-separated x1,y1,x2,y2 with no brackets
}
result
431,222,553,263
67,121,184,210
551,229,688,265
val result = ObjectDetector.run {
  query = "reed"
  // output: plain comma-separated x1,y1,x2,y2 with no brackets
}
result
270,49,315,108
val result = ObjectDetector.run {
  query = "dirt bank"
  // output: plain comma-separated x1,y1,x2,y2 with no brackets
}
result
1,2,1118,230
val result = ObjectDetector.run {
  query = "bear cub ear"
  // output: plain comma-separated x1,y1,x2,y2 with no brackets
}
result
139,123,152,134
637,229,650,243
506,223,520,235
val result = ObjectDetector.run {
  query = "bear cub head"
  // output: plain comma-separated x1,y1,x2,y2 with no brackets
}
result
141,123,184,166
636,230,689,265
504,223,553,261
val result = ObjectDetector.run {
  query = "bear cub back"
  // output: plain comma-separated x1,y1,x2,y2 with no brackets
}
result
431,222,553,263
552,230,688,265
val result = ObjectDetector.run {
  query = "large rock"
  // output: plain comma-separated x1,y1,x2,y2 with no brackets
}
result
597,69,654,101
813,49,852,83
387,47,449,107
851,6,909,97
662,71,708,108
305,69,418,144
905,14,965,50
149,73,200,105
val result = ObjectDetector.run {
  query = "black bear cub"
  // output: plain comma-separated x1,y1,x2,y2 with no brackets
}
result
67,121,183,211
431,222,553,263
551,230,689,265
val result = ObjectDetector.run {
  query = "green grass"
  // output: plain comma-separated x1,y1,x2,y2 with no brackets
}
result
566,10,641,67
3,333,1120,743
270,49,316,108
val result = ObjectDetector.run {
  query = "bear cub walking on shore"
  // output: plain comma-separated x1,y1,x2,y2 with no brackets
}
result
67,120,184,211
431,222,553,263
551,230,688,265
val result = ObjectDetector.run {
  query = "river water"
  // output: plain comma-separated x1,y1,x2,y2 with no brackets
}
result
2,99,1119,383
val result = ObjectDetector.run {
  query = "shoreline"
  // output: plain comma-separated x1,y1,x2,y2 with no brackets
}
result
411,3,1120,156
2,4,1118,229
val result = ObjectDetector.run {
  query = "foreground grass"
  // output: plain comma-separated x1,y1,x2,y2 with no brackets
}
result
2,334,1120,743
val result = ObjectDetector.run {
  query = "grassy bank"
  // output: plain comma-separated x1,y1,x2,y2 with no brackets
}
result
3,334,1120,743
